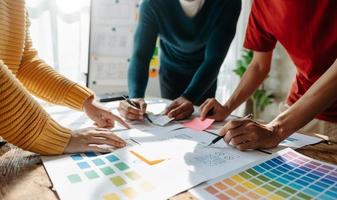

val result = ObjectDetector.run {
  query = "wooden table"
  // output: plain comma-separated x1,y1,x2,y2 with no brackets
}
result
1,140,336,200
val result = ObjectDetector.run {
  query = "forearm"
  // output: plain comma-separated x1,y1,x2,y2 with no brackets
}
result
19,19,93,110
271,59,337,139
0,61,71,155
224,54,271,113
17,60,93,110
127,1,158,98
128,56,150,98
182,59,221,102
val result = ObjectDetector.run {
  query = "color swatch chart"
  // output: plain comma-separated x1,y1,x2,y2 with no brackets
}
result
66,152,155,200
191,148,337,200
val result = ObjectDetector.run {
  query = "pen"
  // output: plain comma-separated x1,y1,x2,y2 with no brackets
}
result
207,113,253,146
122,95,153,123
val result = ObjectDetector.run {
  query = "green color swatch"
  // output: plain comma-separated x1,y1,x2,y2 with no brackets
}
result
115,162,129,171
85,170,99,179
100,167,115,176
67,174,82,183
92,158,105,166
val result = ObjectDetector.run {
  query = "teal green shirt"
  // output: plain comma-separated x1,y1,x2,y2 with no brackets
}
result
128,0,241,102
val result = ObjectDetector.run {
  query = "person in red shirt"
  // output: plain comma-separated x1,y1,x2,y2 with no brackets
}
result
200,0,337,150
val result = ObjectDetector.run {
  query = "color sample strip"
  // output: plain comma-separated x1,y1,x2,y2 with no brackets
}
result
92,158,105,166
84,152,97,157
115,162,130,171
111,176,127,186
68,152,156,199
77,162,90,169
103,193,120,200
125,171,141,180
70,154,83,161
202,150,337,200
122,187,138,199
67,174,82,183
105,154,120,163
100,167,115,176
140,181,155,192
85,170,99,179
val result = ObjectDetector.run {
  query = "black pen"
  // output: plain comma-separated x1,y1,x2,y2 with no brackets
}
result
207,113,253,146
122,95,153,123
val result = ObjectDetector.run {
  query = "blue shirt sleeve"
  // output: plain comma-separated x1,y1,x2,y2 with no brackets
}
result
128,1,158,98
182,1,241,102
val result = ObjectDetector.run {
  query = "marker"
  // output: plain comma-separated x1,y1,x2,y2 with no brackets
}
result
207,113,253,146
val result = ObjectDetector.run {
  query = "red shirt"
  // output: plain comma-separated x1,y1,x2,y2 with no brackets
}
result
244,0,337,122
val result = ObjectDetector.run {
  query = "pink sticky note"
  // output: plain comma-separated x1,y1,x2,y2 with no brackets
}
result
183,117,215,131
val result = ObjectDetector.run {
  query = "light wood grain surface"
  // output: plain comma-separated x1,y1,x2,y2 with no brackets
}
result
1,140,336,200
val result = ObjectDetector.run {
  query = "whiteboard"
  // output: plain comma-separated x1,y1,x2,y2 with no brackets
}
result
88,0,161,96
88,0,139,94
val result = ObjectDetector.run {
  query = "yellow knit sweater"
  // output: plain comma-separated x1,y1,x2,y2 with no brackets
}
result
0,0,94,155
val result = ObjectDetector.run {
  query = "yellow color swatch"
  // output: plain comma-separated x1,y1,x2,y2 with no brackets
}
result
242,181,256,189
231,175,245,183
255,188,269,196
140,181,155,192
269,194,283,200
103,193,120,200
122,187,138,199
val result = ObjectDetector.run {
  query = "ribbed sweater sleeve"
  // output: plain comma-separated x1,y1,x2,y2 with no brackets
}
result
16,12,94,111
0,61,71,155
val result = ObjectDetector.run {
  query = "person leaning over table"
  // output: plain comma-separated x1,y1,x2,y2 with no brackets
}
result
200,0,337,150
118,0,241,121
0,0,130,155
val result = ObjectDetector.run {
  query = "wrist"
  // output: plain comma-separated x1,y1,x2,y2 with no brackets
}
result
83,96,95,110
180,96,192,103
267,120,289,143
222,103,232,114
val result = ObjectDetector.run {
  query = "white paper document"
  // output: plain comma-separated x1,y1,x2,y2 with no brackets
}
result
42,128,267,200
267,133,322,153
147,114,174,126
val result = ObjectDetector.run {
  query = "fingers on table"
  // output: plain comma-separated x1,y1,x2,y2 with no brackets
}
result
165,101,179,115
168,103,193,119
200,99,213,119
88,129,126,148
110,113,130,129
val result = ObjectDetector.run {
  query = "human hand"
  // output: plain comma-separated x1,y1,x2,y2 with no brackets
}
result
165,97,194,120
118,98,147,121
200,98,230,121
219,118,281,150
64,127,126,153
83,96,129,129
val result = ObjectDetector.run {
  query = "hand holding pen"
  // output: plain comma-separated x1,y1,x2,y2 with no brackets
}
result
118,96,147,121
208,114,253,146
208,113,281,150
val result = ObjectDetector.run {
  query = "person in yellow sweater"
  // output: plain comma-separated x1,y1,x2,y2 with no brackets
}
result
0,0,130,155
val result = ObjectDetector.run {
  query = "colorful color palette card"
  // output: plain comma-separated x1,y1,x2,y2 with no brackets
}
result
42,151,160,200
183,117,215,131
190,148,337,200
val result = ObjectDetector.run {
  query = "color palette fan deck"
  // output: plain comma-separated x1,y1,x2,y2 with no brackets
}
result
191,148,337,200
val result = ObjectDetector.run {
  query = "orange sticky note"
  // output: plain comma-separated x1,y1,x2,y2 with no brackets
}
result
183,117,215,131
